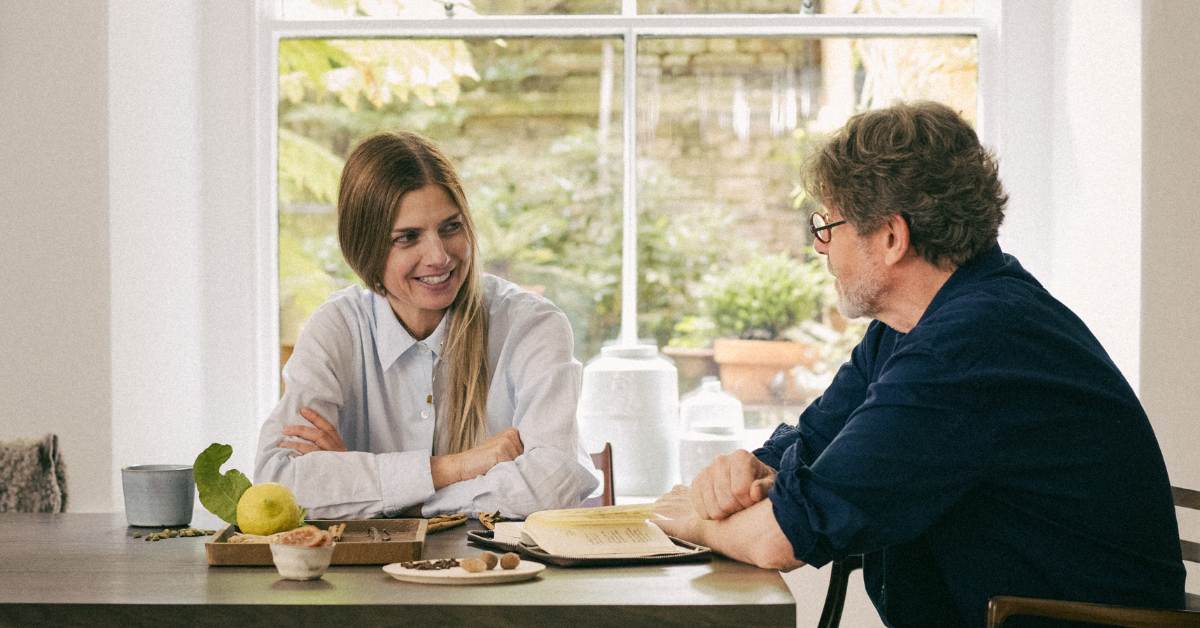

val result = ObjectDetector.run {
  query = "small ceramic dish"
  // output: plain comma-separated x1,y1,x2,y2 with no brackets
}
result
269,543,336,580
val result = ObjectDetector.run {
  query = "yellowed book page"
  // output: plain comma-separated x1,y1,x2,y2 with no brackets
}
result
523,514,688,558
524,504,661,527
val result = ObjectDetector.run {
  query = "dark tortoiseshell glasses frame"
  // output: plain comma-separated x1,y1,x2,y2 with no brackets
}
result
809,212,847,244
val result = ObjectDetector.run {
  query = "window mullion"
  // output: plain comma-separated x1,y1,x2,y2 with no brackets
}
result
619,28,639,345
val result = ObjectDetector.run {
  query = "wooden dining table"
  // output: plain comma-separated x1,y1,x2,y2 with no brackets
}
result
0,511,795,627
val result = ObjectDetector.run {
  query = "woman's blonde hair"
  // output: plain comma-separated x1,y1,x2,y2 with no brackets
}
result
337,131,490,455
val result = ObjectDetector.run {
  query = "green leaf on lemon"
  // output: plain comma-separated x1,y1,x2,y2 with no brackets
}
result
193,443,252,526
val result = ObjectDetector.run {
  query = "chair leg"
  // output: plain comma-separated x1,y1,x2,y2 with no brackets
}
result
817,556,863,628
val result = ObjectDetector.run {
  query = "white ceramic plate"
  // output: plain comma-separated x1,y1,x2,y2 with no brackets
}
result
382,560,545,585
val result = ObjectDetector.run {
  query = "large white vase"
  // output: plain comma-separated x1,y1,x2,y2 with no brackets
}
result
577,344,679,496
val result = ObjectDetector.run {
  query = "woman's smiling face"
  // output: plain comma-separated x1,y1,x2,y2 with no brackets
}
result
380,184,471,340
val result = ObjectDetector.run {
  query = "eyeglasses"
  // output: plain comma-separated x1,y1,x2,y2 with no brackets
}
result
809,212,847,244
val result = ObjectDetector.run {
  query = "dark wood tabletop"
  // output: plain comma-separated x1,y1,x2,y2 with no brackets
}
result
0,511,794,628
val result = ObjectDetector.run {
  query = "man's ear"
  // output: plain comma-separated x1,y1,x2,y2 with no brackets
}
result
880,214,910,267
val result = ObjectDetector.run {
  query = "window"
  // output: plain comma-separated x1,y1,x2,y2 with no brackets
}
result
263,0,990,414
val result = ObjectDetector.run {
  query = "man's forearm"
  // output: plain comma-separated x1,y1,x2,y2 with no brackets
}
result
696,499,805,572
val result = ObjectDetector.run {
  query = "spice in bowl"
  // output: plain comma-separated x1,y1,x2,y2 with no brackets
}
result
268,525,336,580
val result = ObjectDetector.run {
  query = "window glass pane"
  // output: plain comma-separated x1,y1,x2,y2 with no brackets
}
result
640,36,976,416
278,37,624,362
638,0,976,16
278,0,620,19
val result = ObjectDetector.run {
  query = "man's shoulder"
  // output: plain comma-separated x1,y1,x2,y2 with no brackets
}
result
896,274,1075,373
924,271,1055,336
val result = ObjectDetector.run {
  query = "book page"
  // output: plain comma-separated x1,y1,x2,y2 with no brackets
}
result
492,521,524,546
523,515,689,558
524,504,661,527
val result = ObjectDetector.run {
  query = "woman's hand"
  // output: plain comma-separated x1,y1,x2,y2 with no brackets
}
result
431,427,523,489
689,449,777,520
279,407,349,457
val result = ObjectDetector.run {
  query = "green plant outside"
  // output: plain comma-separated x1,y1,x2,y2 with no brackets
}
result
701,253,827,342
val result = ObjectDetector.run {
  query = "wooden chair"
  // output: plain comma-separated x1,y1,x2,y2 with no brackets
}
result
986,486,1200,628
818,555,863,628
582,442,614,508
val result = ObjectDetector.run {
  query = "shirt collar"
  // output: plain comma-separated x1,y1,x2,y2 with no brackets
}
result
372,292,450,368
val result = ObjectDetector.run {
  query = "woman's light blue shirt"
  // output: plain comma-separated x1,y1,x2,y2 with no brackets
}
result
255,274,598,519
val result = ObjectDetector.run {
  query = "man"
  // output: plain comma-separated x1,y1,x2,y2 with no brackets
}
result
654,101,1184,628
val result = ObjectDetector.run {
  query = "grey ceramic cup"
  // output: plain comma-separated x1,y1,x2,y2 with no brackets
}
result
121,465,195,527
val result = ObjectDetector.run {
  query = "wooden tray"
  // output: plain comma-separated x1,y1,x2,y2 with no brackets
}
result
205,519,426,566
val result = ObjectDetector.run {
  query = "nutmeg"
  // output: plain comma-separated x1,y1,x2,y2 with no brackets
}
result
460,557,488,573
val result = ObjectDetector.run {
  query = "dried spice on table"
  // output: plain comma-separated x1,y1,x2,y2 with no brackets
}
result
478,510,505,530
426,513,467,533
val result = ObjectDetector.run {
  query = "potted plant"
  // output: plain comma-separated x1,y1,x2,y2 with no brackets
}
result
701,253,827,405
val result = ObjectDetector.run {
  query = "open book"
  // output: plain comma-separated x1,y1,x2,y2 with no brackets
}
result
492,504,694,559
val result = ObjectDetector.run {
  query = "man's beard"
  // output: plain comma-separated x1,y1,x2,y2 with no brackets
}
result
830,244,884,321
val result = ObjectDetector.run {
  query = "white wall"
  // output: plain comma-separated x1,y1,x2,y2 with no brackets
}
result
0,1,113,512
197,0,262,488
0,0,260,512
108,0,207,508
106,0,261,509
996,0,1143,390
992,0,1053,279
1047,0,1144,391
1141,0,1200,490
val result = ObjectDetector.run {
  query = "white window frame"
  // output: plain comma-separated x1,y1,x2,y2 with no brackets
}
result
253,2,1000,417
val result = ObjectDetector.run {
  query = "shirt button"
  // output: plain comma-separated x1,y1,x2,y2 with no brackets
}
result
419,344,430,354
421,410,430,419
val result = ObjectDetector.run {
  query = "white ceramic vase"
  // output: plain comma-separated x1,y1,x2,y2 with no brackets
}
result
577,345,679,496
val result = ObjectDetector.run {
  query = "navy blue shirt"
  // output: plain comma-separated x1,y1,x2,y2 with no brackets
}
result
756,245,1184,628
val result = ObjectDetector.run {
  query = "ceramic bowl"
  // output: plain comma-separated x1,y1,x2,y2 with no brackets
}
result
121,465,195,527
269,543,336,580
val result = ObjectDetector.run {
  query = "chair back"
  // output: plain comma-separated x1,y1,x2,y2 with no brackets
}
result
582,443,614,507
0,434,68,513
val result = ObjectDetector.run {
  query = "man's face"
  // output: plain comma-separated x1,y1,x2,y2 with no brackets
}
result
819,207,884,321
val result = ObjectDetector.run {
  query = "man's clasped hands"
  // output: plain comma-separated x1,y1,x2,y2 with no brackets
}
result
654,449,776,538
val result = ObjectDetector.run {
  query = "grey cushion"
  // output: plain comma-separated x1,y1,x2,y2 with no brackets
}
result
0,434,67,513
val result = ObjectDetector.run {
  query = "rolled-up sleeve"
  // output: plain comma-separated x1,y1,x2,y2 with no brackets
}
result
769,346,991,567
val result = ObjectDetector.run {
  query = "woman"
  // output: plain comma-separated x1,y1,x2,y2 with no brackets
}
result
255,131,598,520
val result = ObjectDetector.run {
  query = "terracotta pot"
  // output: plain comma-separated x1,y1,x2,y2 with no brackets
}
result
661,346,719,395
712,338,819,405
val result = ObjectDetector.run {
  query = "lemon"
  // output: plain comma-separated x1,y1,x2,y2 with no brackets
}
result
236,482,301,536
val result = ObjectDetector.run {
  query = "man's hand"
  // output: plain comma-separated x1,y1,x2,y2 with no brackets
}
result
690,449,777,520
279,407,349,457
656,484,804,571
431,427,524,488
652,484,704,545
